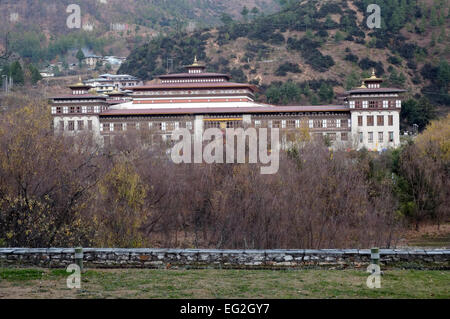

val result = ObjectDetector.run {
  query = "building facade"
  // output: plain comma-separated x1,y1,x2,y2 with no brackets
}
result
84,74,143,94
51,60,405,152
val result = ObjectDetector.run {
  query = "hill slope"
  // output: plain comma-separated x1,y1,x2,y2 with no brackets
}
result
119,0,449,109
0,0,280,60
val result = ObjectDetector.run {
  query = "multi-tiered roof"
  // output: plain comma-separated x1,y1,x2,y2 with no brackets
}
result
108,58,262,113
101,58,349,116
344,69,406,95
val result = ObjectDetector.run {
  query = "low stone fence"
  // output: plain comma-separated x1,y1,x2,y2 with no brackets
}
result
0,248,449,270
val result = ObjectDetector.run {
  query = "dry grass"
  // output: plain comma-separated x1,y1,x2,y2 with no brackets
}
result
0,268,448,299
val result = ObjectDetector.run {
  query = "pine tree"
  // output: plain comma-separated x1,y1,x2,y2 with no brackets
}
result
345,70,360,90
431,32,436,46
437,25,445,43
430,6,438,26
250,7,259,20
76,48,85,68
27,64,42,84
241,6,249,22
9,61,24,85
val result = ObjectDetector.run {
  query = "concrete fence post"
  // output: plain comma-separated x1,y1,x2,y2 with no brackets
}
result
371,247,380,265
75,247,83,272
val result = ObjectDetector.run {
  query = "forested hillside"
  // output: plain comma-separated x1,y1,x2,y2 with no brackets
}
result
0,0,279,63
119,0,449,121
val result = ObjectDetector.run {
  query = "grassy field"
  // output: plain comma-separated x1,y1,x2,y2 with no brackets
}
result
0,268,448,299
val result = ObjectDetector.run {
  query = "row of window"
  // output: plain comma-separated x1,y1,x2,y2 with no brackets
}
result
358,131,394,143
204,121,243,129
254,119,349,129
52,106,106,114
319,132,348,141
349,100,401,109
72,90,88,95
135,89,248,96
358,115,394,127
161,78,226,84
61,120,93,131
101,121,194,132
98,119,354,132
53,99,103,103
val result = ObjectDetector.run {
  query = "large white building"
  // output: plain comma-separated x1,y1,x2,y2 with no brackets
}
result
51,60,405,152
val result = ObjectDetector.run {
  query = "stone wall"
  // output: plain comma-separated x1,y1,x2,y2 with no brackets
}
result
0,248,448,270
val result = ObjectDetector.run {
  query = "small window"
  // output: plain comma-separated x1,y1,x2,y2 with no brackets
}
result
378,132,384,143
59,121,64,131
359,132,363,143
103,123,110,132
341,119,348,128
388,115,393,126
358,116,363,126
368,132,373,143
389,132,394,142
377,115,384,126
114,123,123,131
367,116,374,126
77,120,84,131
68,121,75,131
341,132,348,141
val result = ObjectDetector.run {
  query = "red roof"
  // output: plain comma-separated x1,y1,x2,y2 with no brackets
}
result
345,88,406,94
132,82,258,92
159,72,230,79
51,94,107,99
100,105,348,116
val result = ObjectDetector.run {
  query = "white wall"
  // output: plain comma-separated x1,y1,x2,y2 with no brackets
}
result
350,110,400,151
53,115,102,143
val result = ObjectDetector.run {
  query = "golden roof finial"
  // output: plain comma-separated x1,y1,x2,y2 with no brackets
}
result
72,76,84,87
192,55,199,66
359,81,367,88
